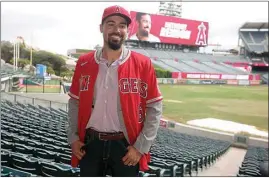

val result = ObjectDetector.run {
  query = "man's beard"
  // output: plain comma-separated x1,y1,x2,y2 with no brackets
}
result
139,29,149,37
107,34,124,51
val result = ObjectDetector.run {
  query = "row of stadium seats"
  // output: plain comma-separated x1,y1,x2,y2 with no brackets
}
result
151,58,248,74
240,31,268,53
1,100,231,177
237,146,268,177
1,60,30,78
131,48,249,63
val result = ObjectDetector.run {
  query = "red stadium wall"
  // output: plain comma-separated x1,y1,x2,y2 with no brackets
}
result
172,72,261,82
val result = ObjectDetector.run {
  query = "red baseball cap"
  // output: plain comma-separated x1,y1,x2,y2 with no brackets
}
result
102,5,132,26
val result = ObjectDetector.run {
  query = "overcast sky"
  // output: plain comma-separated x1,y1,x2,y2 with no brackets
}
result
1,2,268,55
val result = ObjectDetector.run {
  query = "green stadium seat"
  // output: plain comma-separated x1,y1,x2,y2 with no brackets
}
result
33,148,56,161
40,162,73,177
1,131,13,142
26,139,44,150
13,136,28,145
13,143,34,156
1,140,13,151
144,166,165,177
56,153,71,165
1,166,35,177
10,153,41,175
1,149,11,167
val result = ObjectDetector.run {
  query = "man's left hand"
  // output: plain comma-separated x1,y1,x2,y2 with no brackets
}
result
122,146,142,166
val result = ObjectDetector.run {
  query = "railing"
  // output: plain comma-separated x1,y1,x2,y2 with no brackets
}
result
1,92,68,111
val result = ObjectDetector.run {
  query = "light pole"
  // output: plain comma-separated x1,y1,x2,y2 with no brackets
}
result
13,36,21,71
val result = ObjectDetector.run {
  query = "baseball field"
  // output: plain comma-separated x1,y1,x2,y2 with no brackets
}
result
159,85,268,131
19,85,61,93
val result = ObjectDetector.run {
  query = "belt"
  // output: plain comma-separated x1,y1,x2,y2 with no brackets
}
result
86,128,125,141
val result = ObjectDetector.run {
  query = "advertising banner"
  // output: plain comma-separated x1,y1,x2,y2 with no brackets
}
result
199,80,213,85
236,75,249,80
128,11,209,46
186,73,221,79
175,72,254,81
212,80,227,85
238,80,250,86
249,80,261,85
186,79,201,84
221,74,237,80
157,78,163,84
227,80,238,85
177,79,187,84
166,78,177,84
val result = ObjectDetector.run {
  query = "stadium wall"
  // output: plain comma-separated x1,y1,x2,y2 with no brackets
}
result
161,119,268,148
157,78,262,86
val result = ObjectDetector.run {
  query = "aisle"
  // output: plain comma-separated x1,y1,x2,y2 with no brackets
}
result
197,147,247,176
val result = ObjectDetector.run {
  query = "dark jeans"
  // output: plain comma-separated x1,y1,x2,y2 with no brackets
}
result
79,132,139,177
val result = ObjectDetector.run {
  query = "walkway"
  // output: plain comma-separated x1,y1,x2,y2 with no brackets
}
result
197,147,247,176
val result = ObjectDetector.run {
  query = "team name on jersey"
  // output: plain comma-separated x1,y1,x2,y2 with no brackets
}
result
119,78,148,98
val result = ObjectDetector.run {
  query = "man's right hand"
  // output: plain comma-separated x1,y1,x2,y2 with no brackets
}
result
71,140,86,160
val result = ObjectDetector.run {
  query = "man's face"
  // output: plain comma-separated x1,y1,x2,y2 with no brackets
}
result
100,15,128,50
138,14,151,37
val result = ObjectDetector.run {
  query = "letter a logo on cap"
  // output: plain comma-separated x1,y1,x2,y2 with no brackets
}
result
115,6,120,12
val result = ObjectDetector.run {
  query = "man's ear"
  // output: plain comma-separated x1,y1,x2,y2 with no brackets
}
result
100,24,103,33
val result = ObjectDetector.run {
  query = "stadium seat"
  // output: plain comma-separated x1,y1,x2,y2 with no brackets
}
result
164,160,185,176
33,148,56,161
10,153,41,175
18,131,31,138
13,137,28,146
40,162,73,177
144,166,165,177
1,131,13,142
1,166,35,177
148,160,177,177
1,149,11,167
238,146,268,177
1,140,13,151
260,161,269,176
55,153,71,165
13,143,34,156
26,139,45,150
54,140,70,149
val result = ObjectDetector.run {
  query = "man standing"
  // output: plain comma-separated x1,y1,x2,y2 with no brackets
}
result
67,5,163,177
129,12,161,42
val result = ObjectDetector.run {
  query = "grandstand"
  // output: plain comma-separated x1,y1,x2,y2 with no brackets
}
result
239,22,268,56
130,48,251,74
1,59,32,92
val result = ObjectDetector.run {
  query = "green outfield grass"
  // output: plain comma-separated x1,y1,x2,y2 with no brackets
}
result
19,85,61,93
44,79,60,85
159,85,268,131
